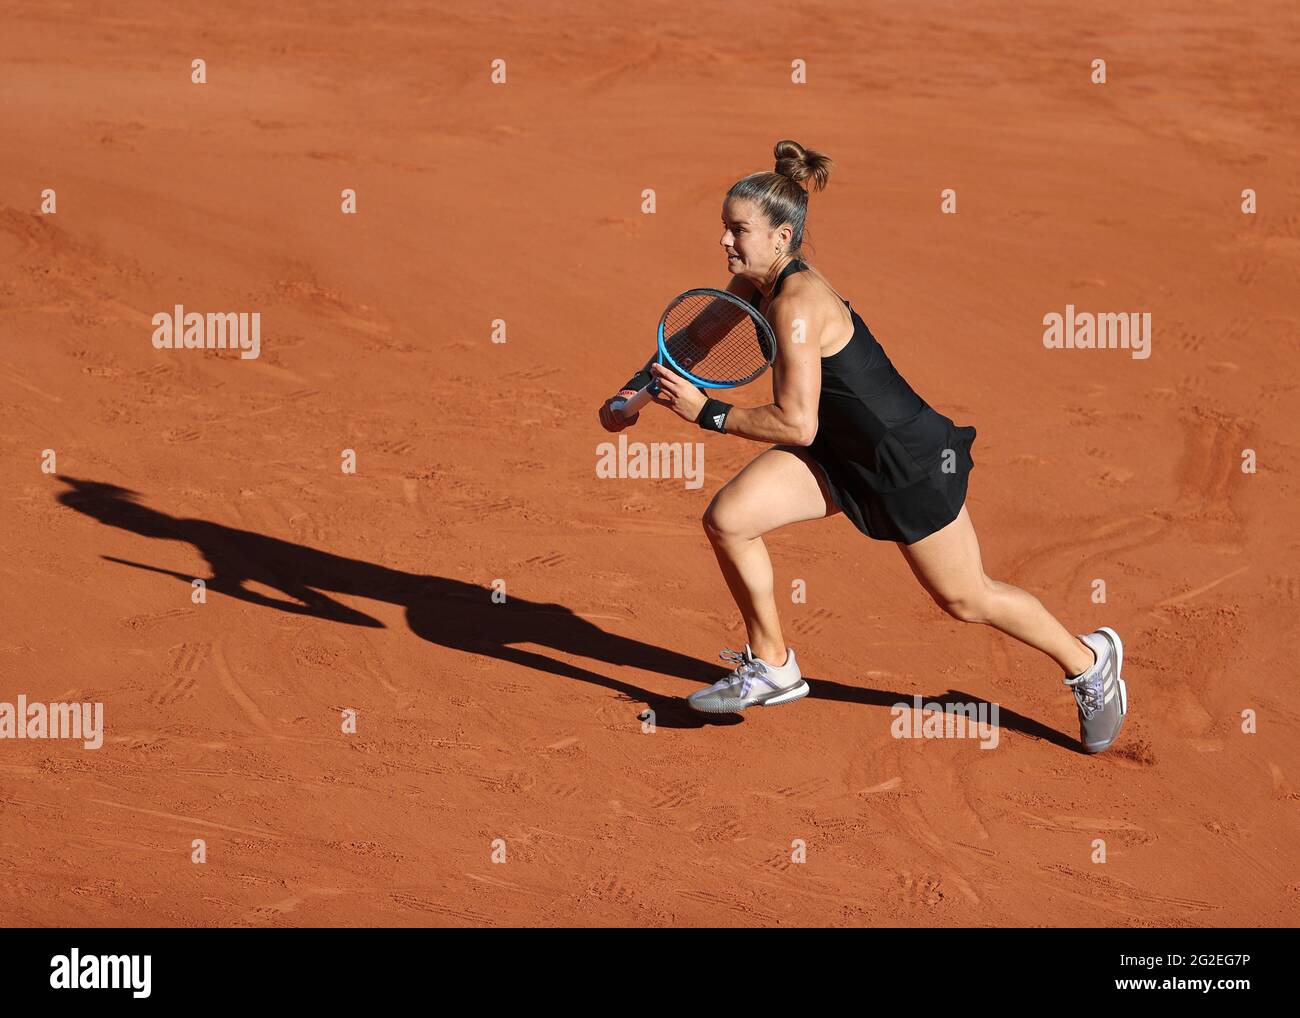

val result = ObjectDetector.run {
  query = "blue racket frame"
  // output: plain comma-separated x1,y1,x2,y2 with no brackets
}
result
612,288,776,418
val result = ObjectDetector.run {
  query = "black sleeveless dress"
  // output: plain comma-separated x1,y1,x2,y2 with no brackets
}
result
748,260,977,545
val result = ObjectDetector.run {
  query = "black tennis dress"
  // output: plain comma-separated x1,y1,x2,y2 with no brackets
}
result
748,259,977,545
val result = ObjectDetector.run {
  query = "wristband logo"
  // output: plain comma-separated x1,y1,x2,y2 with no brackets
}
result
595,434,705,490
697,398,732,434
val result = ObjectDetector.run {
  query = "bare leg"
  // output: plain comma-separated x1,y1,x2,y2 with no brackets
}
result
898,504,1095,676
702,446,841,665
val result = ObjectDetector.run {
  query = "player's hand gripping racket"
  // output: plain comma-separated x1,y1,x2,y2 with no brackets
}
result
611,289,777,419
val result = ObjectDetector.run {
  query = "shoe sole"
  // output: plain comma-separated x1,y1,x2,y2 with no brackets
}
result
761,680,810,706
687,680,810,714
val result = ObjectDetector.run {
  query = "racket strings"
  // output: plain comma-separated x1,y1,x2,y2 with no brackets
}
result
661,294,773,385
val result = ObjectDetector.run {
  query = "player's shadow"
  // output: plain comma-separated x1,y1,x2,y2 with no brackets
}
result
57,475,732,729
56,476,1076,746
811,685,1079,752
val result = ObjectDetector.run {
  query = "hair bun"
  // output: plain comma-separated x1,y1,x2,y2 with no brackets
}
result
773,139,832,194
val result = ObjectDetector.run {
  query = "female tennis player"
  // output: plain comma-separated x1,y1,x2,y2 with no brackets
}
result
598,140,1127,753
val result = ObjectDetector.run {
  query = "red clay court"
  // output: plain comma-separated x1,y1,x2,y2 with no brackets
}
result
1,1,1298,926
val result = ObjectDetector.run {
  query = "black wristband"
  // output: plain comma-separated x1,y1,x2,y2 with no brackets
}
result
697,398,733,434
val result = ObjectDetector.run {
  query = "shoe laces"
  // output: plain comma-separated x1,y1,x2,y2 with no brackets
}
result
718,648,770,698
1063,668,1103,720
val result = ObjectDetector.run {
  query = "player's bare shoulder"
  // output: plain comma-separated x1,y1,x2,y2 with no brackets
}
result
780,264,840,311
768,269,847,354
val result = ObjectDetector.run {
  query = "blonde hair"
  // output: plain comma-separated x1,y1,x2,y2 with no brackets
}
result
726,140,833,257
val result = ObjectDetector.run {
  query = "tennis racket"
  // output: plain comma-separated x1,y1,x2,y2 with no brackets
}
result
611,288,777,419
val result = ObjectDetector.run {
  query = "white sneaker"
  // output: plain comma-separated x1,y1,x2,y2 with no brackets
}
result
686,644,810,713
1064,627,1129,754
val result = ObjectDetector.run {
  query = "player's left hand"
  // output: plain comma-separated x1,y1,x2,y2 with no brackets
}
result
650,363,706,423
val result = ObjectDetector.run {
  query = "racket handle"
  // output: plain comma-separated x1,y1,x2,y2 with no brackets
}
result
611,383,655,418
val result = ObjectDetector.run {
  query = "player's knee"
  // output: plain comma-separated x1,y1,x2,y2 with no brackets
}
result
938,592,989,624
702,495,746,542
